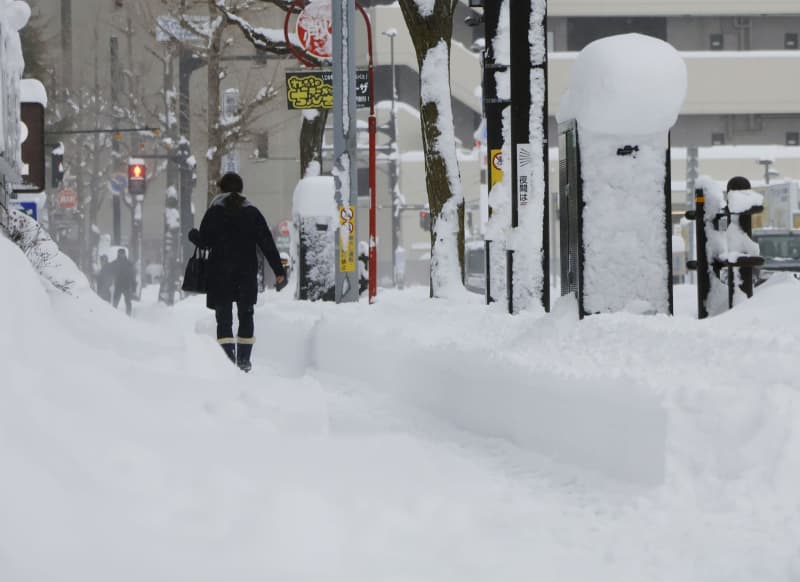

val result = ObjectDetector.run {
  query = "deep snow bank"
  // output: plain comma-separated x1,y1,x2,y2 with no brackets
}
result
256,292,669,485
254,280,800,492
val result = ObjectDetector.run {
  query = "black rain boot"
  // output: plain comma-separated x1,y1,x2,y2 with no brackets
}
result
218,339,236,364
236,338,254,373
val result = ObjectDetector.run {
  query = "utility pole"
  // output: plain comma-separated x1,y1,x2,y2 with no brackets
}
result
178,47,203,265
333,0,359,303
60,0,72,86
110,36,122,245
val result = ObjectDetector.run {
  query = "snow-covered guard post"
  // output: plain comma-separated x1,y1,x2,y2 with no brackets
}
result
688,177,763,319
292,176,338,301
556,34,687,317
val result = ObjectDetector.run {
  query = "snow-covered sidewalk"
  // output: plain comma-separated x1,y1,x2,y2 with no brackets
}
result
2,234,799,581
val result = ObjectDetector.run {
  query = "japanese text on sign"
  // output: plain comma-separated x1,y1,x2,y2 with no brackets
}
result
516,143,531,207
285,70,371,110
339,205,356,272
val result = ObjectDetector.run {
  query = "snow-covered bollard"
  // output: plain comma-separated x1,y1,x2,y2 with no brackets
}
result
556,34,687,316
292,176,338,301
689,176,764,318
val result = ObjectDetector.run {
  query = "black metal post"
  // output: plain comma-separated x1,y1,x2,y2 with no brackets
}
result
692,188,709,319
482,0,507,304
508,0,530,314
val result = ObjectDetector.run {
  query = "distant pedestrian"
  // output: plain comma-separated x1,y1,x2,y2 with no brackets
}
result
189,172,287,372
111,248,135,316
95,254,114,302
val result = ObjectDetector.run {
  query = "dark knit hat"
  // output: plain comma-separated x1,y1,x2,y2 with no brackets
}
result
218,172,243,193
726,176,751,192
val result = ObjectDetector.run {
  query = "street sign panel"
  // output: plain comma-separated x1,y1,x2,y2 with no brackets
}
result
296,0,333,60
56,188,78,209
285,70,371,110
10,200,37,220
110,173,126,194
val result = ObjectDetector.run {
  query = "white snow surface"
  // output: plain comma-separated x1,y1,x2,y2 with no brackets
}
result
558,33,687,136
2,230,800,581
20,78,46,106
580,130,671,314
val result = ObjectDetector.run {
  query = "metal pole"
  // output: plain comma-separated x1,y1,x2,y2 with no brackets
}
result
333,0,359,303
356,4,377,304
384,30,400,288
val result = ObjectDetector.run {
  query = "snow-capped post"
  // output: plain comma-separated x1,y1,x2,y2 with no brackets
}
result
332,0,359,303
557,34,687,317
481,0,508,305
689,176,763,319
507,0,549,314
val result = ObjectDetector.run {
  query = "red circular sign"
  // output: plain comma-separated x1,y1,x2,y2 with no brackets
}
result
278,220,291,236
296,1,332,60
56,188,78,209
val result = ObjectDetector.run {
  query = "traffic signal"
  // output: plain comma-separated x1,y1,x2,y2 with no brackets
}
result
419,209,431,231
128,161,146,195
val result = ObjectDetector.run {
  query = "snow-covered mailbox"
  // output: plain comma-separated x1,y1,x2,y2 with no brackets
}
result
292,176,337,301
556,34,687,317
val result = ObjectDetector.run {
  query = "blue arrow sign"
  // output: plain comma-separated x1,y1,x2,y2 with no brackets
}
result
110,173,127,194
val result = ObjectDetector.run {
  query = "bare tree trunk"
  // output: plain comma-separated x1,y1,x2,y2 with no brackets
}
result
398,0,464,297
299,109,328,177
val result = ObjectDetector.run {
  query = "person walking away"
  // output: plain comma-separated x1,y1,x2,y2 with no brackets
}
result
95,254,114,302
189,172,287,372
111,248,136,315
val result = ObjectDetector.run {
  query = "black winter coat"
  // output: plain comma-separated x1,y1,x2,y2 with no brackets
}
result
190,192,285,309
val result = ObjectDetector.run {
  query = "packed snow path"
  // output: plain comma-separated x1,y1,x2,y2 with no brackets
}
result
2,236,799,581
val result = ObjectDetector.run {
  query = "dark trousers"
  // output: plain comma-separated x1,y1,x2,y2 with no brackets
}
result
113,288,132,315
215,301,254,340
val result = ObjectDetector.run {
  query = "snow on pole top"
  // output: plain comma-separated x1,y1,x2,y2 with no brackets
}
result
292,176,338,221
20,78,47,107
557,33,687,136
4,1,30,32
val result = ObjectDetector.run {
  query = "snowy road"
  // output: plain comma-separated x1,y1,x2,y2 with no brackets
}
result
2,235,800,581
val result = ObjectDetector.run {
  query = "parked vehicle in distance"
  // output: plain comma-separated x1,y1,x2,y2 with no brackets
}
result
752,228,800,283
464,240,485,295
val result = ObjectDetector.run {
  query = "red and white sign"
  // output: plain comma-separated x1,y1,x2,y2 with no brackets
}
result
296,1,332,60
277,219,291,237
56,188,78,209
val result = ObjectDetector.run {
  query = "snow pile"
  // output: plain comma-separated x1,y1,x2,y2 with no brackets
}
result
557,33,687,135
4,209,91,294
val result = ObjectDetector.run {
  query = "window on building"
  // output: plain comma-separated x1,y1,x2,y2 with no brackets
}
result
786,132,799,146
710,34,724,50
711,133,725,146
566,17,667,51
785,33,798,49
114,0,123,7
255,133,269,159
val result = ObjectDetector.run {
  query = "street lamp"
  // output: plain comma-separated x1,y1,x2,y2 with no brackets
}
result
757,157,780,184
382,28,401,287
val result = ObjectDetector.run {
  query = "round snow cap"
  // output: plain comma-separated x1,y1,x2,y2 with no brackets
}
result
557,33,687,136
